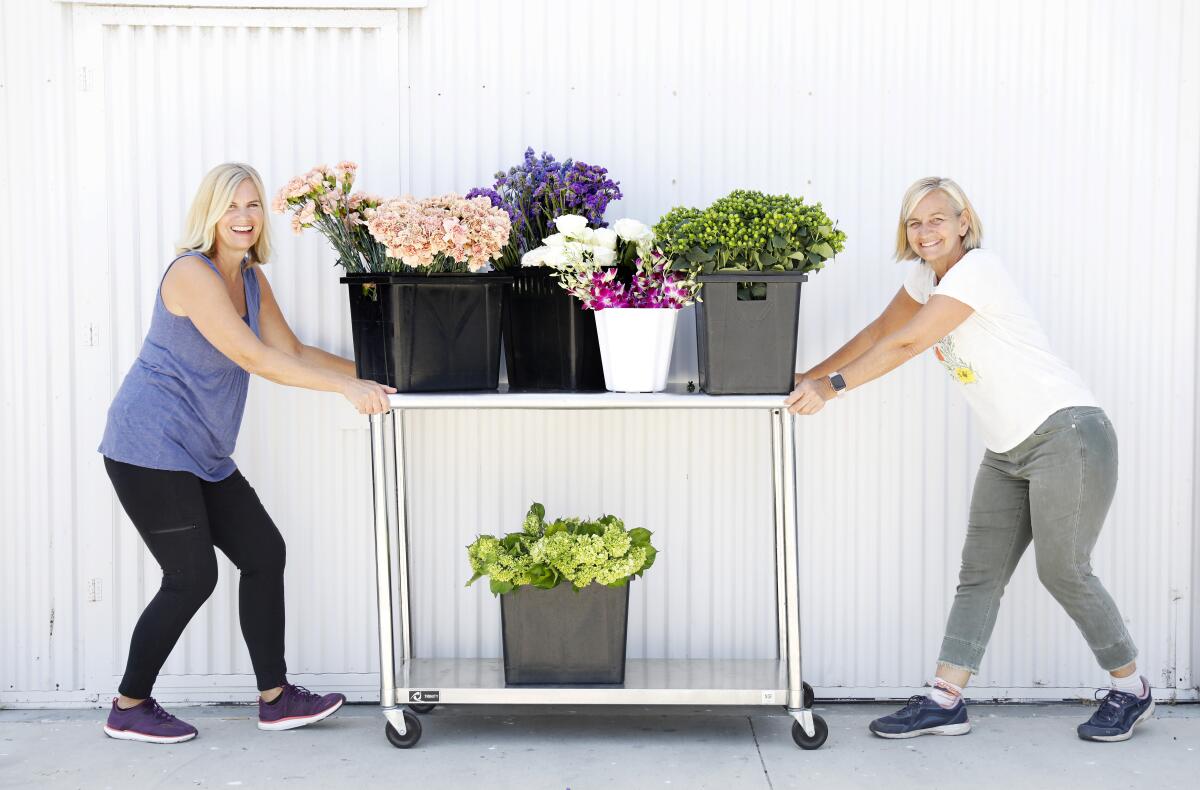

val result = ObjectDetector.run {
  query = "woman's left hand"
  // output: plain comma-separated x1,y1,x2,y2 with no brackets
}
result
784,377,830,415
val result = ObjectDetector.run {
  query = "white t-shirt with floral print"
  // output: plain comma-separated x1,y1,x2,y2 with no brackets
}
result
902,248,1100,453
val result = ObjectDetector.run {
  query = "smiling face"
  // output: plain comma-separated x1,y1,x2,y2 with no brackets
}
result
905,190,970,266
213,178,265,258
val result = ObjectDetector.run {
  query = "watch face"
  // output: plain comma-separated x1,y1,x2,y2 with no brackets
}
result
830,373,847,392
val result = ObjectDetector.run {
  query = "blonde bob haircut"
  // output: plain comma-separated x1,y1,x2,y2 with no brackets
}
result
894,176,983,261
176,162,272,264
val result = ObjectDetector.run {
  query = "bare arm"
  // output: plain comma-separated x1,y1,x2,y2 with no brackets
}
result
786,294,974,414
255,267,357,378
162,258,392,413
797,286,922,383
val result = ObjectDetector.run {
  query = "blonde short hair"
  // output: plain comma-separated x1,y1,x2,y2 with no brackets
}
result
176,162,272,264
894,177,983,261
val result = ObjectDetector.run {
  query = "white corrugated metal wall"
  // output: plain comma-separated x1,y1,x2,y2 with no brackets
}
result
1,0,1197,706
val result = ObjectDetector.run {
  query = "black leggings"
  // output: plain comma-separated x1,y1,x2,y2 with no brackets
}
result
104,458,288,698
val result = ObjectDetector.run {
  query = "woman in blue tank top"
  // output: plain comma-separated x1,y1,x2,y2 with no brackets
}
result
98,163,395,744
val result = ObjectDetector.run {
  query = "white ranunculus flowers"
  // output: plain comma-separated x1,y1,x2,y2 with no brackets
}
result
591,227,618,249
520,247,549,267
553,214,589,235
592,247,617,267
613,218,652,245
521,214,663,278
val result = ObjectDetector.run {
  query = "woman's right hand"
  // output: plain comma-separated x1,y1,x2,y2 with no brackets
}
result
341,378,397,415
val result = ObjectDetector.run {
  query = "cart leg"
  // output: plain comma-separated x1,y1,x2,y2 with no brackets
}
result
370,412,399,714
389,410,413,663
774,408,811,730
770,411,788,663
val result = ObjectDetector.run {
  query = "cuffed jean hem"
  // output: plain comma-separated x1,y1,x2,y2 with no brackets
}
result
1094,640,1139,673
938,636,987,675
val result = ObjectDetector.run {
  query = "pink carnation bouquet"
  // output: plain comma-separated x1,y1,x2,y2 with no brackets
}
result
365,194,513,274
272,161,388,273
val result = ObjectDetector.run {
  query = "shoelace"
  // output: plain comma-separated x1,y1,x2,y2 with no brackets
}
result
1090,688,1137,724
145,699,176,722
901,695,929,714
287,684,321,702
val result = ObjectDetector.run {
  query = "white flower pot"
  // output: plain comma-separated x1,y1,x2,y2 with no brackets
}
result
593,307,678,393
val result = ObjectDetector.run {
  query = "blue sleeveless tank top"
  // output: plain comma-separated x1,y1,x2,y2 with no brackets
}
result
99,252,262,481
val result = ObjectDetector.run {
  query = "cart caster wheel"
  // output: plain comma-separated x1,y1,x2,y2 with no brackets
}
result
792,715,828,750
407,703,436,715
803,682,815,709
385,712,422,749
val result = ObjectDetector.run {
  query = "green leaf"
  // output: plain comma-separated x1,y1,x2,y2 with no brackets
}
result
529,563,557,589
811,242,835,259
787,250,807,260
606,577,630,588
640,545,658,572
628,527,652,547
529,502,546,519
465,572,484,587
489,579,514,596
544,520,567,536
685,246,713,264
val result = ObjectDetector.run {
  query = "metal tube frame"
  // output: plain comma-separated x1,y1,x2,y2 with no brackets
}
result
369,395,813,738
370,411,409,736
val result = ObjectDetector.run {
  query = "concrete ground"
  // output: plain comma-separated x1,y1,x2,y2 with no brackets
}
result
1,702,1197,790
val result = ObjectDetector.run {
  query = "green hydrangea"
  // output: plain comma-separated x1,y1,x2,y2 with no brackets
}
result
466,503,658,595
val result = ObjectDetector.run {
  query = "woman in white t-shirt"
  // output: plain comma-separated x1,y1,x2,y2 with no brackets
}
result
786,177,1152,742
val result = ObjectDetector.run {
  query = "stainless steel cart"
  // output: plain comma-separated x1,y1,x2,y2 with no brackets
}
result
367,388,827,750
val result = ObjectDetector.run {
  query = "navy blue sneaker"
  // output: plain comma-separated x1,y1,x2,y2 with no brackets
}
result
1077,677,1154,742
869,695,971,739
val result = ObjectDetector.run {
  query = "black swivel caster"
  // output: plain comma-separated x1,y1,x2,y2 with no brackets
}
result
384,711,422,748
791,714,829,750
407,703,436,715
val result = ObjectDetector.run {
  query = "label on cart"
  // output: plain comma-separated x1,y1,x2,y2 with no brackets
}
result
409,690,440,703
761,691,777,704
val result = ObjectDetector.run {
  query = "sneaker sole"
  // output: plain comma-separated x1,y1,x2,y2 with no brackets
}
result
258,698,344,731
103,725,196,744
871,721,972,739
1079,699,1155,742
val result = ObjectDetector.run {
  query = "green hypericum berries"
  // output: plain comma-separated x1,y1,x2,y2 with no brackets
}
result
652,189,846,274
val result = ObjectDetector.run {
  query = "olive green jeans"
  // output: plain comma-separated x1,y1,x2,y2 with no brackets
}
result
939,406,1138,673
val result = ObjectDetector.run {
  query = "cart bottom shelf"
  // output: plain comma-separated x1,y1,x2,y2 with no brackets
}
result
395,659,792,706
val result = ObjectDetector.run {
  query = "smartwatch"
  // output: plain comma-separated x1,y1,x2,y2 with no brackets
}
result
828,372,848,397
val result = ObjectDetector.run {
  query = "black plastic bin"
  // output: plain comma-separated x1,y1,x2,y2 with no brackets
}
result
342,272,512,392
502,268,605,391
695,271,809,395
500,582,630,685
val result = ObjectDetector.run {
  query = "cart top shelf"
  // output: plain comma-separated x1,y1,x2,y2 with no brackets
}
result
386,385,792,411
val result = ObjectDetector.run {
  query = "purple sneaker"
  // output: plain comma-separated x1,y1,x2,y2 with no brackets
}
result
103,698,198,744
258,683,346,731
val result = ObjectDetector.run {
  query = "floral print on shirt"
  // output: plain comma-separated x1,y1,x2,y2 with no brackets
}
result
933,335,980,385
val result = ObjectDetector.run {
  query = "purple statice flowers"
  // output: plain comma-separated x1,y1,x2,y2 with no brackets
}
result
474,148,623,267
